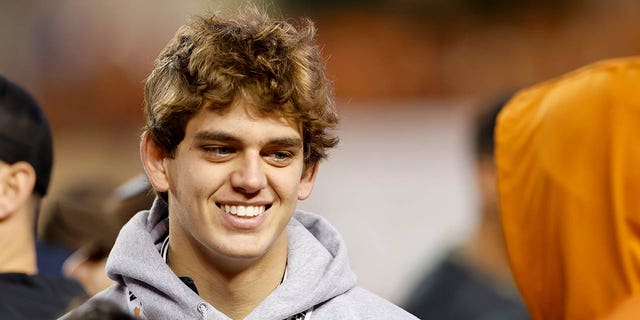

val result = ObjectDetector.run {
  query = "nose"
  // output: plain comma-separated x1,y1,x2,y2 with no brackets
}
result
230,153,267,194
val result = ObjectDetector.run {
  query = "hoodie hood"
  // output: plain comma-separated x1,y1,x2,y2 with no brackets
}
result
105,198,357,319
496,57,640,320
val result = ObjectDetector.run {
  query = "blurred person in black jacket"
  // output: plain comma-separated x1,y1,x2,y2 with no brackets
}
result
403,94,530,320
0,75,86,319
64,299,134,320
53,173,155,296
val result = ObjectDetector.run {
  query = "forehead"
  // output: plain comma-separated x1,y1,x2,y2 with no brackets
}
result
208,94,301,125
186,100,302,138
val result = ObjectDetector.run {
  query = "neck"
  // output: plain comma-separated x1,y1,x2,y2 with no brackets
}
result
168,232,288,320
461,208,513,284
0,208,37,274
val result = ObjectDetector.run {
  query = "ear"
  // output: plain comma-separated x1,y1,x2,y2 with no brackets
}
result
0,162,36,220
140,133,170,193
298,162,319,200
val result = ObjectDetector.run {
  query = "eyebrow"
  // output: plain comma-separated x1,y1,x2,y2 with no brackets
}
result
267,137,303,149
194,131,238,143
193,131,303,148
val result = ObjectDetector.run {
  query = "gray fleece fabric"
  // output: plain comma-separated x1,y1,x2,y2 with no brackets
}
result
61,199,418,319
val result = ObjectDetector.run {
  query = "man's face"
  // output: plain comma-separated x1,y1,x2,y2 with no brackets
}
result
151,99,317,264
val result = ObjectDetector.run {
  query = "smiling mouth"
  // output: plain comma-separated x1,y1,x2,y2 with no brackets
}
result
218,204,270,217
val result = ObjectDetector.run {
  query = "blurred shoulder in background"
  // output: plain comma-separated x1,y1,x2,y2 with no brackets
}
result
497,56,640,320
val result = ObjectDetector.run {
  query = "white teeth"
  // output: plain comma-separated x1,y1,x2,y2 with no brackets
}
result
223,205,265,217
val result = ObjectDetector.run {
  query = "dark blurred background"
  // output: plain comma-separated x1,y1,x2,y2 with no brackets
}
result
1,0,639,304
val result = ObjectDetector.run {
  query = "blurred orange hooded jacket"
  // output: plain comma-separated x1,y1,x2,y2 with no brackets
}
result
496,57,640,320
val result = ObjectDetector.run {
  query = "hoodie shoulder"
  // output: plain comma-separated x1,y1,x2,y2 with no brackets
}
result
287,212,417,319
313,287,418,319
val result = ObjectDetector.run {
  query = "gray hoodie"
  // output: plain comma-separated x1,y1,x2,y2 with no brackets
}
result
62,199,417,319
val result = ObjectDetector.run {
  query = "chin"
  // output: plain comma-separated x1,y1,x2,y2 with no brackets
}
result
215,241,271,260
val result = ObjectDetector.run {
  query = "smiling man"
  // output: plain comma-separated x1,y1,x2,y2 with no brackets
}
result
62,5,416,320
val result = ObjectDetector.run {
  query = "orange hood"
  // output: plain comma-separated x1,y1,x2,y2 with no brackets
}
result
496,57,640,320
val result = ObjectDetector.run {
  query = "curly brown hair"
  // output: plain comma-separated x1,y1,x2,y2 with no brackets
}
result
143,5,338,168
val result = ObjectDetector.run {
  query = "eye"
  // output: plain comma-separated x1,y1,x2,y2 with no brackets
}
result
265,150,295,166
202,146,235,159
276,151,295,160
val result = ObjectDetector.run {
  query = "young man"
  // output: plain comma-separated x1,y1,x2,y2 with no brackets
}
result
0,75,86,319
64,6,416,320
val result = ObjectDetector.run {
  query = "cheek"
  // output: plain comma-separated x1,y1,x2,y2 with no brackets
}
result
270,169,304,202
170,162,226,198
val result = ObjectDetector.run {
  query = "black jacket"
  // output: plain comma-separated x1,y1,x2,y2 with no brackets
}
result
403,251,530,320
0,273,86,320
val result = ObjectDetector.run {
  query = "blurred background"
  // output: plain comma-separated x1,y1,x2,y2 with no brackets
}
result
1,0,639,305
